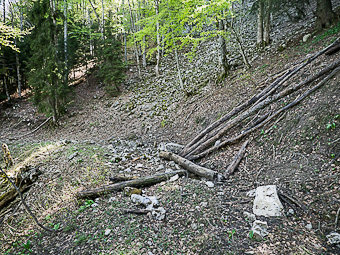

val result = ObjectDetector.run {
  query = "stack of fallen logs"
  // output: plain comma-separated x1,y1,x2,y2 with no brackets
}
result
77,38,340,199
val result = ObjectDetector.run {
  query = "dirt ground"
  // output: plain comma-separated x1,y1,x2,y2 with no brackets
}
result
0,32,339,254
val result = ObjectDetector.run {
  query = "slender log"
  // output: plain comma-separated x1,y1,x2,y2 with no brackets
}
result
159,151,224,181
76,170,187,199
109,175,138,183
181,37,340,157
190,65,340,160
122,208,152,214
226,140,248,177
186,57,340,159
325,43,340,55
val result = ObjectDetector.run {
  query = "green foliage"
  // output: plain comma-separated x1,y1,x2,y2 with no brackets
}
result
134,0,235,60
26,0,71,120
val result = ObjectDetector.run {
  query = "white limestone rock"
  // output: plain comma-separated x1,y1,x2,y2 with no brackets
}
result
253,185,284,217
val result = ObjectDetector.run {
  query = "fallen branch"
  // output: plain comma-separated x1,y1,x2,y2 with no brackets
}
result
189,65,340,160
8,117,52,140
159,151,224,181
181,38,340,158
0,167,56,232
278,191,307,212
122,208,152,215
109,175,138,183
77,170,187,199
226,140,249,177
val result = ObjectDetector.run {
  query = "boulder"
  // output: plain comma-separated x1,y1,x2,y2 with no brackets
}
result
253,185,284,217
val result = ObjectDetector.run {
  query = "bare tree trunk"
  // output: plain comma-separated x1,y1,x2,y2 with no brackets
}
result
142,0,147,68
315,0,336,29
263,0,271,46
2,0,5,22
218,19,229,80
256,0,264,48
64,0,68,85
101,0,104,39
3,76,10,101
127,0,141,77
10,1,23,98
154,0,160,76
121,0,128,63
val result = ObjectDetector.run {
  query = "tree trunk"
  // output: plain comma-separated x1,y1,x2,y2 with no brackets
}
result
101,0,104,38
3,76,10,101
218,19,229,80
64,0,68,85
256,0,264,47
315,0,336,29
263,0,271,46
10,3,22,98
127,0,141,77
76,170,187,199
159,151,224,182
154,0,160,76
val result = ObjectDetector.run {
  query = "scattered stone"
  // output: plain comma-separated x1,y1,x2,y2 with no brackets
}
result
169,174,179,182
246,189,256,197
131,194,159,210
104,229,111,236
303,33,312,42
251,220,269,241
152,207,166,220
157,164,165,170
326,232,340,246
200,202,208,207
206,181,215,188
253,185,284,217
91,203,99,208
243,212,256,224
108,197,116,203
124,167,132,173
124,187,142,196
165,143,184,154
136,163,144,169
287,208,295,216
191,223,198,230
305,223,313,230
68,152,78,161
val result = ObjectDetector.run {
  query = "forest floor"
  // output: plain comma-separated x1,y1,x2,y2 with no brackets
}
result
0,29,340,254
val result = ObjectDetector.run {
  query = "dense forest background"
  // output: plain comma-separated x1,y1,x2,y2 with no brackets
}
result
1,0,339,120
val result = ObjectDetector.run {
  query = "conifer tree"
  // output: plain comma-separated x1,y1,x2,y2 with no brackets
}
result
27,0,71,122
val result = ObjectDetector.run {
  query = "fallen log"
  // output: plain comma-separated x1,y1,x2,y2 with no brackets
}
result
77,170,187,199
0,165,41,210
186,57,340,159
122,208,152,214
109,175,138,183
325,42,340,55
226,140,249,177
159,151,224,182
189,65,340,160
181,37,340,158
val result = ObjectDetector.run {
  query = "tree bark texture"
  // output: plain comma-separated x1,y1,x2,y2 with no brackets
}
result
316,0,336,29
77,170,187,199
159,151,224,181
